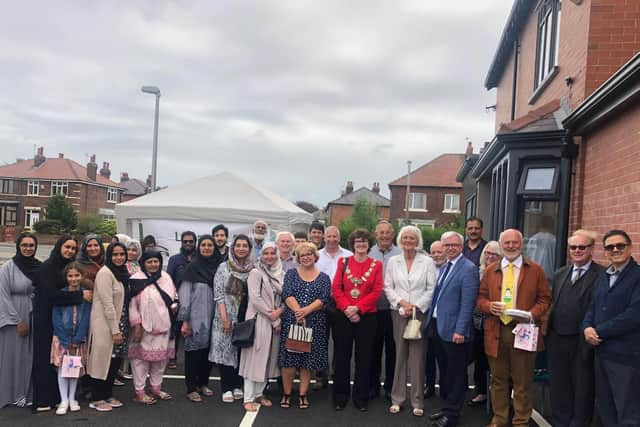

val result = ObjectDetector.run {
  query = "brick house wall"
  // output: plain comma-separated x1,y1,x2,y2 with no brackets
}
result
569,102,640,264
328,204,390,226
389,186,464,226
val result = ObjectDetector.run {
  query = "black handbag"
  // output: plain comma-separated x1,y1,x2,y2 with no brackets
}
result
231,315,256,348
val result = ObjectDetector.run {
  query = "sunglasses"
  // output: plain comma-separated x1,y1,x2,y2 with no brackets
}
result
569,244,592,251
604,243,628,252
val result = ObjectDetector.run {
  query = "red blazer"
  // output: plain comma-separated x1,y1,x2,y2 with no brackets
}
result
332,256,383,314
476,257,551,358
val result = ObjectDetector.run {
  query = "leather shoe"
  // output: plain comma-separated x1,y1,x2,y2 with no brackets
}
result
467,397,487,407
424,385,435,398
429,410,446,421
431,415,457,427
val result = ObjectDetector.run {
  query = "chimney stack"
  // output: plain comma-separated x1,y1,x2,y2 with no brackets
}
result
345,181,354,194
120,172,129,182
466,141,474,156
86,154,97,181
34,146,46,167
99,161,111,179
146,174,152,192
372,182,380,194
58,153,64,159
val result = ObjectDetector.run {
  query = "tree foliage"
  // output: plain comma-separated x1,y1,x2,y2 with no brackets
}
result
77,215,116,240
44,195,77,232
338,198,379,247
295,201,319,213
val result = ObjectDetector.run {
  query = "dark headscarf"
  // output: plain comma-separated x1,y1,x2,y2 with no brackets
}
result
12,232,41,282
182,235,224,287
37,235,77,290
105,243,130,285
78,234,105,267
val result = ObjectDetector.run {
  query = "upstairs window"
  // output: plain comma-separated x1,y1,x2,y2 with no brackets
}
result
444,194,461,213
535,0,561,88
0,179,14,194
107,187,118,203
51,181,69,196
408,192,427,211
27,180,39,196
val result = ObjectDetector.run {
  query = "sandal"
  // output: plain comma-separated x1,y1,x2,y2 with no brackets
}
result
133,394,157,405
412,408,424,417
298,394,310,410
389,404,401,414
243,402,259,412
255,396,272,407
186,392,203,403
279,394,291,409
199,386,214,397
151,390,173,401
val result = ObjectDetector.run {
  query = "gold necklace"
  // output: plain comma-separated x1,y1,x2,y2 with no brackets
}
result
345,259,377,298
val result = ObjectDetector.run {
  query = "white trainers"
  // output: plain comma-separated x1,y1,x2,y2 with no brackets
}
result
69,400,81,412
222,391,234,403
56,401,69,415
233,388,244,400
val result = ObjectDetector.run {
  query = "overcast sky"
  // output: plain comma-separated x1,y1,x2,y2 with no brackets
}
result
0,1,511,206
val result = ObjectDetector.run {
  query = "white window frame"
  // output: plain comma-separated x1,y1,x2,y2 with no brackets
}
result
24,207,41,228
27,180,39,196
535,0,561,88
0,205,17,226
443,194,461,213
50,180,69,196
107,187,118,203
407,192,427,211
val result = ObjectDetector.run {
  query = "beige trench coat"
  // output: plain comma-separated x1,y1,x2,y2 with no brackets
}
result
238,268,282,383
86,266,124,380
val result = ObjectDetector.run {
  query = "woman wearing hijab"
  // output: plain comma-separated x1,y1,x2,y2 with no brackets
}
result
32,235,84,412
239,242,284,412
126,239,142,275
0,233,41,408
78,234,105,291
209,234,254,403
178,235,222,402
127,251,177,404
86,243,130,412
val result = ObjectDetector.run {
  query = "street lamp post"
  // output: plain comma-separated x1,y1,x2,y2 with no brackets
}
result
141,86,161,192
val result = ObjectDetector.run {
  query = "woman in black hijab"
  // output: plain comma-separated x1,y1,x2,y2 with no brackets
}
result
32,235,87,412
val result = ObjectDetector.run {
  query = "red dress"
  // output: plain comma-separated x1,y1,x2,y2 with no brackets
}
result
331,256,383,314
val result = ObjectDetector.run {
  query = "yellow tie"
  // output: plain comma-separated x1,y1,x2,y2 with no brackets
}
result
500,263,515,325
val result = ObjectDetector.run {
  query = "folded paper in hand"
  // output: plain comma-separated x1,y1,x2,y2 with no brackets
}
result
504,309,533,321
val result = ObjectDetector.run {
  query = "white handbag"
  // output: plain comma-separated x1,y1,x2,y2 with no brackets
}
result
402,307,422,340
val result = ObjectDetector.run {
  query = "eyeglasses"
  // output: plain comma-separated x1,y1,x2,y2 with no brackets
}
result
569,244,592,251
484,251,500,257
604,243,628,252
300,253,314,258
442,243,461,248
20,243,36,248
182,240,195,244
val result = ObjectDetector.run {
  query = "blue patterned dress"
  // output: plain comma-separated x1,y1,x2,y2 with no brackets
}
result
278,269,331,371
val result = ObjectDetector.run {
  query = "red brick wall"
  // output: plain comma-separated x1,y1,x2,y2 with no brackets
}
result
328,204,390,226
569,102,640,264
389,186,464,226
585,0,640,94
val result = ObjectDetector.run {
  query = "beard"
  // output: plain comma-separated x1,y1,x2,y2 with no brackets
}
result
215,240,227,250
253,233,265,241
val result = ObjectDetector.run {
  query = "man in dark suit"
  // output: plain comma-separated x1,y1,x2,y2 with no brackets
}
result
426,231,480,427
583,229,640,427
547,229,603,427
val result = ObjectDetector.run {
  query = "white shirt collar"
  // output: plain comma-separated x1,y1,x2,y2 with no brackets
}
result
501,255,523,269
448,253,464,266
573,261,592,272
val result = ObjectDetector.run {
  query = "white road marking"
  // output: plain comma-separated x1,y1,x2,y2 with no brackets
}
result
239,404,260,427
532,409,552,427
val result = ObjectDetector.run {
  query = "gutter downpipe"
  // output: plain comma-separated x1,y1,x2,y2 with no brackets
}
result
511,38,520,122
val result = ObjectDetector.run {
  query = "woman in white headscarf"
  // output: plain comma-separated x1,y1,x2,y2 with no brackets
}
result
238,242,284,412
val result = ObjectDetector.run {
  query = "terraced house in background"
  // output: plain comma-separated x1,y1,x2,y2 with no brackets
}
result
0,147,123,233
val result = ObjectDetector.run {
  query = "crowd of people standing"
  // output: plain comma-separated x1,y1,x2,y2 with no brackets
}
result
0,217,638,427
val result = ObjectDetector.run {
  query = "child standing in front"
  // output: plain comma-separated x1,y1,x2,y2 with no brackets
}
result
51,262,92,415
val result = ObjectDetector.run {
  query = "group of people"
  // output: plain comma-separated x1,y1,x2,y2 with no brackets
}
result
0,217,638,427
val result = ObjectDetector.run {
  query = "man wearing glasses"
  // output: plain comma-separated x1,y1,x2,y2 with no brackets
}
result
583,229,640,427
547,230,603,427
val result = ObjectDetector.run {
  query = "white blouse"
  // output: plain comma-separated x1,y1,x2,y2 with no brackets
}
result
384,252,437,314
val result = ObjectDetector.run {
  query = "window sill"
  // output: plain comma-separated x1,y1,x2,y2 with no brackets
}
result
442,210,461,214
528,66,559,105
405,208,428,212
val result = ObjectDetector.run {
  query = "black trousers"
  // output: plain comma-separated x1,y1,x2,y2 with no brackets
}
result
370,309,396,393
91,357,122,401
547,332,594,427
332,312,377,407
185,348,213,393
172,321,183,362
471,328,488,395
431,321,470,421
594,353,640,427
425,335,437,389
219,363,242,393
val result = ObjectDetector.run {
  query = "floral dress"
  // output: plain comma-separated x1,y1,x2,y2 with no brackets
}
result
278,269,331,372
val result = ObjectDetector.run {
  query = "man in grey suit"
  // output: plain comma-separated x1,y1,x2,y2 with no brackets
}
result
425,231,480,427
547,229,603,427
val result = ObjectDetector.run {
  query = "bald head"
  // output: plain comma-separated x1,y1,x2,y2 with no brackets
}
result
499,229,523,261
429,241,446,267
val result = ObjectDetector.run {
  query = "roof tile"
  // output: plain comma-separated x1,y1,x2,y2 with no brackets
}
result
0,157,122,187
388,153,465,188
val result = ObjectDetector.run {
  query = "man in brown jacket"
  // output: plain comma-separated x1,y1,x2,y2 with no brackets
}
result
476,229,551,427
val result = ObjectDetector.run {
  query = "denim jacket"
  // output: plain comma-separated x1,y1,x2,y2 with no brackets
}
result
52,287,91,348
